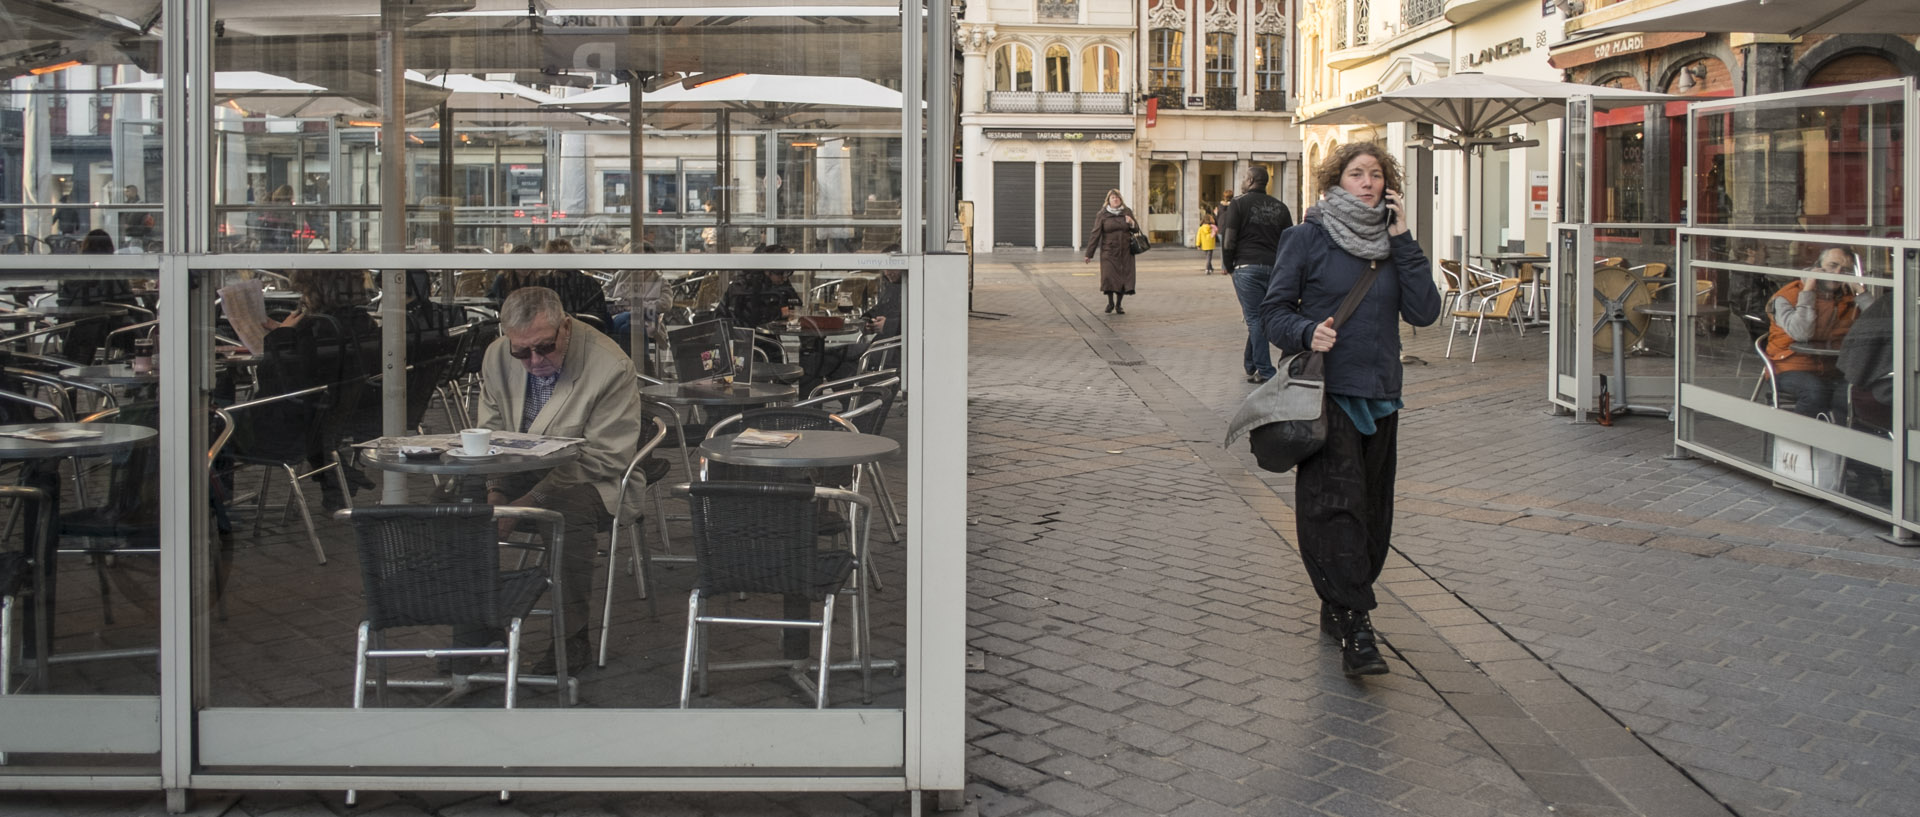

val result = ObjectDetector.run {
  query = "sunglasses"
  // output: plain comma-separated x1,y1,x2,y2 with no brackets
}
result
508,320,568,359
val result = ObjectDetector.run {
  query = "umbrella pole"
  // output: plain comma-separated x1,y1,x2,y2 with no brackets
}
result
629,77,647,372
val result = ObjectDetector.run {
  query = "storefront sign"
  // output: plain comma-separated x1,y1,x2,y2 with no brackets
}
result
1529,170,1550,219
1461,38,1532,71
1548,31,1705,69
1346,84,1381,103
1045,148,1074,161
982,130,1135,141
1201,152,1237,161
1187,94,1205,109
1146,97,1158,128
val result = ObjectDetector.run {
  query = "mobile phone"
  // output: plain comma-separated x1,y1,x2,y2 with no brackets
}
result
1385,191,1398,226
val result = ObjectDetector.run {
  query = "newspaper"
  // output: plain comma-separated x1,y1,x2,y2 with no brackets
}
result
354,431,584,458
732,428,800,448
218,278,271,355
0,426,104,442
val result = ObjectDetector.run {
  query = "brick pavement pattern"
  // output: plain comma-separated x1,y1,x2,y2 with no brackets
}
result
5,247,1918,817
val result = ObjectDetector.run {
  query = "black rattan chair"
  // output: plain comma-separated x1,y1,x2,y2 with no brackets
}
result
339,504,575,709
676,481,871,708
0,485,55,694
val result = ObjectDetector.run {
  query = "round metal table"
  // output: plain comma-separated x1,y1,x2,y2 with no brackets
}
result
700,430,897,468
60,364,160,387
749,361,805,384
36,304,130,320
0,422,157,460
361,444,581,477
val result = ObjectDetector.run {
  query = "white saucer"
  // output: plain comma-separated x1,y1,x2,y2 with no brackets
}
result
444,447,502,460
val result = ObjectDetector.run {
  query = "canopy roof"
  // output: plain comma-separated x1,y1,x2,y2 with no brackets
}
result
1578,0,1920,38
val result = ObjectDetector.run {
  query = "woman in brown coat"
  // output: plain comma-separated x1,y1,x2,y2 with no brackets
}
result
1083,189,1139,314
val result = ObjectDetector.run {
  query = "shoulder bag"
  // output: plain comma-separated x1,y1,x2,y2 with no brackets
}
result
1128,229,1150,255
1222,262,1383,473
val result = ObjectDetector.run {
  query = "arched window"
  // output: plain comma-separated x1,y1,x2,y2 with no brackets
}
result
1148,29,1184,99
1081,44,1122,93
1044,44,1071,92
992,44,1034,92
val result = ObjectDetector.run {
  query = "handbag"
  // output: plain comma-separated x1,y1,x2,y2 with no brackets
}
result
1223,262,1384,473
1128,230,1150,255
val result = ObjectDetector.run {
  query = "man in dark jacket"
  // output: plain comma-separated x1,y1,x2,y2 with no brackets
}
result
1217,166,1294,382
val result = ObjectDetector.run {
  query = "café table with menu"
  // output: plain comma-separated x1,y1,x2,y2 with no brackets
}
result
356,431,583,495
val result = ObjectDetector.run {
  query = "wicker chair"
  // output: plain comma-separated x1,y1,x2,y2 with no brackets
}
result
0,485,55,694
337,504,575,708
676,481,871,708
796,385,901,544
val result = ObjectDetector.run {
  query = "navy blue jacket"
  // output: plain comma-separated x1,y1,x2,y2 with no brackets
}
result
1259,214,1441,400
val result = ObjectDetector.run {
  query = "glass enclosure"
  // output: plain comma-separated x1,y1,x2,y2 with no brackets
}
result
1,0,963,800
1671,80,1919,537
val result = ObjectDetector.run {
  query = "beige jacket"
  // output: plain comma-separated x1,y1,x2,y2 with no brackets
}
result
476,323,642,519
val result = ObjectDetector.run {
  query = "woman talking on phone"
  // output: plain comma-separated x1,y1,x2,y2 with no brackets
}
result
1260,142,1440,677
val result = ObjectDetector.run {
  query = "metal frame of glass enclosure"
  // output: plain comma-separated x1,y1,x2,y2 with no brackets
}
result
0,0,963,807
1553,80,1918,537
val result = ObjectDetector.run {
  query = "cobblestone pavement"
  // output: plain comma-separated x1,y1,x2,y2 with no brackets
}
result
6,248,1917,817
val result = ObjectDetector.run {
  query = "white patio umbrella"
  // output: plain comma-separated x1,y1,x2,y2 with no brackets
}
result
1578,0,1920,37
545,73,905,116
1297,71,1673,263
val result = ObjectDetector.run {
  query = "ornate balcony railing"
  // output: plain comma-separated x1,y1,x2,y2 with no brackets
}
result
1205,87,1239,111
1036,0,1078,21
1149,87,1185,110
986,91,1133,114
1254,89,1287,112
1403,0,1442,26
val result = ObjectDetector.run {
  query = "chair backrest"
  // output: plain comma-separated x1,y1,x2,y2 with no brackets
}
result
1753,334,1779,407
683,481,838,599
1487,279,1523,316
347,504,508,631
799,385,895,436
808,368,900,400
857,337,902,374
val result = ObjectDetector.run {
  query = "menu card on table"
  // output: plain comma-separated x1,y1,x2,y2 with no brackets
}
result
356,431,585,458
732,428,800,448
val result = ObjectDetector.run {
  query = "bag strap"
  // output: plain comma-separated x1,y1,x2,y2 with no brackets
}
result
1328,261,1385,330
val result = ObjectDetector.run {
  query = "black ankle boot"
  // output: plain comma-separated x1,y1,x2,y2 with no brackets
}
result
1319,602,1338,640
1331,608,1389,676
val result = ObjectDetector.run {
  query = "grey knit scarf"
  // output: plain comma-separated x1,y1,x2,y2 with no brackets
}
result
1307,186,1391,261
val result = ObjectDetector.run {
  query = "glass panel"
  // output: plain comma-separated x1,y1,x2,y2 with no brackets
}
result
3,57,163,252
0,263,165,766
1591,227,1678,408
1080,45,1121,93
210,3,907,255
1683,237,1895,510
200,263,913,718
1691,82,1906,237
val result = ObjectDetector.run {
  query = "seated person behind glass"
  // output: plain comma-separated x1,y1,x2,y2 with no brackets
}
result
1765,246,1870,419
1838,278,1893,433
472,285,642,674
723,268,801,329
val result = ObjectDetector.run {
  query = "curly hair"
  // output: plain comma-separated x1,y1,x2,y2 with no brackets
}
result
1312,142,1403,197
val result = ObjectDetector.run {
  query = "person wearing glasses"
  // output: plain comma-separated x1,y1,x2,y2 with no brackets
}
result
472,285,642,676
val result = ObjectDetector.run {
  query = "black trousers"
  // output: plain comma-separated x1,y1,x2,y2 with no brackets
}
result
1293,405,1398,613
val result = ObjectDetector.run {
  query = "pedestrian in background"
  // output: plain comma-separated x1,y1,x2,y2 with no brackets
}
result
1198,212,1218,275
1261,142,1440,677
1083,189,1138,315
1218,166,1294,383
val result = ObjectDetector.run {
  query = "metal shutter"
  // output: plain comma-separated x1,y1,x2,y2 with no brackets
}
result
1079,162,1120,251
993,162,1035,248
1042,162,1074,248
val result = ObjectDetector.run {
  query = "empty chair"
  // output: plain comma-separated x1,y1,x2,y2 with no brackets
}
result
676,481,872,708
340,504,576,708
1444,278,1525,363
597,414,670,667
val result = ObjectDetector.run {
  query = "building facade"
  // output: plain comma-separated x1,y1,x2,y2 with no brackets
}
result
960,0,1304,252
1295,0,1568,265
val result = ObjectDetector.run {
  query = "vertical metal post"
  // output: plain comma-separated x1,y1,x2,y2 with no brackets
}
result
628,77,647,368
159,0,202,800
380,0,409,504
924,0,954,250
900,0,924,256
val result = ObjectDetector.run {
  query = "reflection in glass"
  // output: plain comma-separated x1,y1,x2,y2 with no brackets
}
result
1692,83,1906,237
201,267,910,710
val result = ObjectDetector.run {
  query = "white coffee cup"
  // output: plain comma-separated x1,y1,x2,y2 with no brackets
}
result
459,428,492,456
